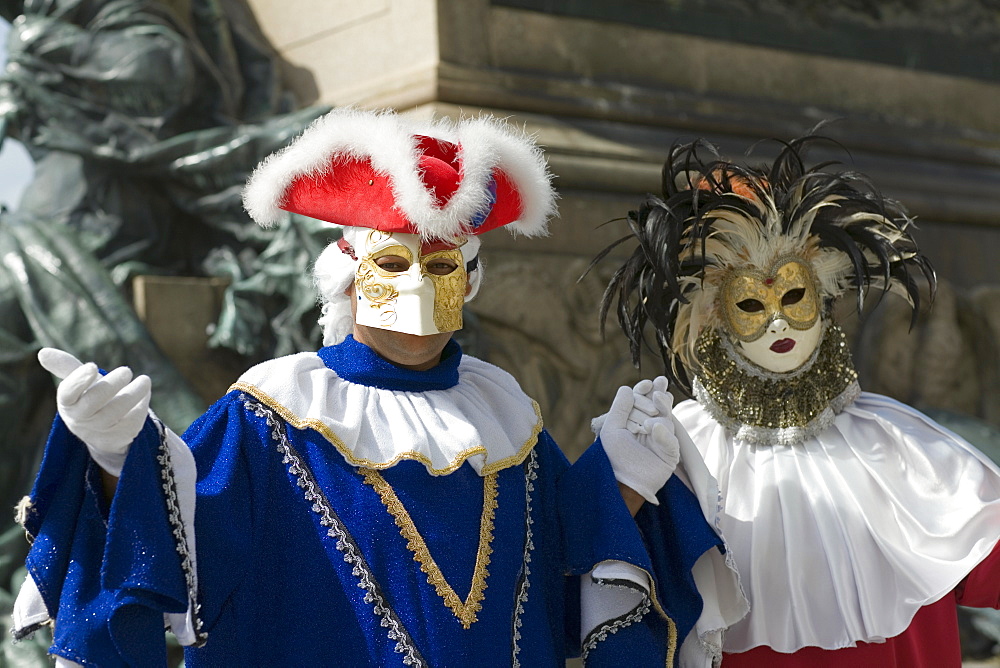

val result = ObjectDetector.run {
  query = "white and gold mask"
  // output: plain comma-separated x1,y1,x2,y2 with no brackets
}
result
720,256,823,373
351,229,474,336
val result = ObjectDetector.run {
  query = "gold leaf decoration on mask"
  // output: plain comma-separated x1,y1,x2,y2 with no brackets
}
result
356,259,400,322
422,248,466,332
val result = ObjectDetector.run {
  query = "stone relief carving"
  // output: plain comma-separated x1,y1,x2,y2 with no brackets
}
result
850,281,1000,426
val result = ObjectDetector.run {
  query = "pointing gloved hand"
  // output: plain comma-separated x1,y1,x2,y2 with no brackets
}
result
593,376,680,505
38,347,152,477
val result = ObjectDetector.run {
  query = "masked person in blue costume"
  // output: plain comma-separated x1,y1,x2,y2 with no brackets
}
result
12,109,727,667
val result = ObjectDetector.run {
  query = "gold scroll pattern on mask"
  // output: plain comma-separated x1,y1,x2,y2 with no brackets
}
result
356,258,400,325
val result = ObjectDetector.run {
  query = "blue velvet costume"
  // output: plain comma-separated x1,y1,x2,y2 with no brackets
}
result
18,337,721,666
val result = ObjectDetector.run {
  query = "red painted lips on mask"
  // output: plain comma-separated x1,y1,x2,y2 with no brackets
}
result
770,338,796,354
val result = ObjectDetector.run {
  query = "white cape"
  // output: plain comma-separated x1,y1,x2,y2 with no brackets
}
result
674,392,1000,653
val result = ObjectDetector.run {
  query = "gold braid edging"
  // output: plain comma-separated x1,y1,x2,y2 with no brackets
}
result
665,614,677,667
361,468,499,629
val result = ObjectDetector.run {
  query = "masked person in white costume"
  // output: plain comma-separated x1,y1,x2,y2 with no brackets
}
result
598,135,1000,667
12,108,722,667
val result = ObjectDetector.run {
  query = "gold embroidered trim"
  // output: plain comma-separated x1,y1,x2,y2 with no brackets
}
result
361,468,499,629
229,382,542,475
665,611,677,668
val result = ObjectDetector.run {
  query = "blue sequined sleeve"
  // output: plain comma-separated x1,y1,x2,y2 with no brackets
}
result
561,438,724,667
19,416,190,667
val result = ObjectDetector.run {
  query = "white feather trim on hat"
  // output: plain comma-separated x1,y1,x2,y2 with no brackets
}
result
243,108,555,239
451,116,556,238
244,108,421,228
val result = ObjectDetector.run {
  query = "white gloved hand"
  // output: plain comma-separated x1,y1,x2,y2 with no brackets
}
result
596,376,680,505
38,348,152,477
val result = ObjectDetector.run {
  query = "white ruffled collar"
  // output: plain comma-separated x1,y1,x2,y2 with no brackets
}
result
675,392,1000,653
231,339,542,476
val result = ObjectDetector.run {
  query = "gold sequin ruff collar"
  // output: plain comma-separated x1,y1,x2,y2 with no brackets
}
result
692,323,860,446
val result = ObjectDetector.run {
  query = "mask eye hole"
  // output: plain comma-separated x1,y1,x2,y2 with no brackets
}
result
424,259,458,276
736,298,765,313
782,287,805,306
375,255,411,272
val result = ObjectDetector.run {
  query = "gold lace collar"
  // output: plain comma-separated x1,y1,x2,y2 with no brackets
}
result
693,323,860,446
361,468,498,629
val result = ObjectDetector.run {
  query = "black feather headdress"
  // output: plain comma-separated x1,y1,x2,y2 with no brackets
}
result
596,135,936,396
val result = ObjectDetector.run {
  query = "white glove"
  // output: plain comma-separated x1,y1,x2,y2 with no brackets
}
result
38,347,152,477
596,376,680,505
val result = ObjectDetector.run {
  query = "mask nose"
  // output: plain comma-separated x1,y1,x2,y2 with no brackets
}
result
769,318,789,334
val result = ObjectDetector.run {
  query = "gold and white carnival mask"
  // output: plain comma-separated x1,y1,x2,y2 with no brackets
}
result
353,230,472,336
720,256,823,373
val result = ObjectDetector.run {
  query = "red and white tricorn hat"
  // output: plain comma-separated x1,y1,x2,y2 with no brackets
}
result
242,107,556,240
